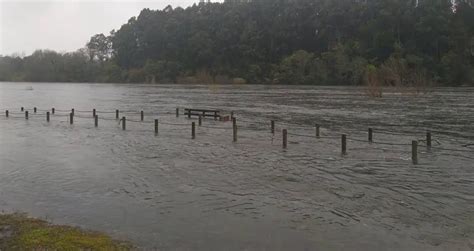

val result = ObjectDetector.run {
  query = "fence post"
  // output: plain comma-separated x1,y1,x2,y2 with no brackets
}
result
71,109,74,116
155,119,159,135
412,140,418,165
93,109,96,117
70,113,73,124
368,128,373,142
282,129,288,149
95,115,98,127
116,110,119,120
271,120,275,134
122,117,126,130
34,107,37,113
315,124,320,138
52,108,55,114
233,117,237,142
426,131,431,149
141,111,144,121
341,134,347,155
198,115,202,126
5,110,8,117
21,107,24,112
46,112,50,122
192,122,196,139
176,108,179,117
231,111,234,120
25,111,28,120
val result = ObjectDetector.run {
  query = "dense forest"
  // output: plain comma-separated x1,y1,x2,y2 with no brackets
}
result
1,0,473,86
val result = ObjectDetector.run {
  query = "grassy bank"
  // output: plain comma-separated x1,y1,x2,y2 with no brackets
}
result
0,213,131,250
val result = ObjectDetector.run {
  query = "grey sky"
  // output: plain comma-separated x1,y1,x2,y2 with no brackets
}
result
0,0,213,56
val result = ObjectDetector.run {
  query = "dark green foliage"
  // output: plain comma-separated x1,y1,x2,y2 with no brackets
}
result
0,0,472,85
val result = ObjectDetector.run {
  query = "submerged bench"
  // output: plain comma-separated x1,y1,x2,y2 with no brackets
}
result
184,108,220,119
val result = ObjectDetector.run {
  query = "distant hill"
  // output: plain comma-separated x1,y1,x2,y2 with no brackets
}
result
1,0,473,86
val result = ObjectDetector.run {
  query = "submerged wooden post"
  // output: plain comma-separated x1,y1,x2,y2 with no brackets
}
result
71,108,75,116
70,113,73,124
198,115,202,126
116,110,119,120
21,107,24,112
94,115,98,127
122,117,126,130
5,110,8,117
176,108,179,117
52,108,55,114
412,140,418,165
46,112,50,122
25,111,28,120
426,131,432,149
188,110,191,119
271,120,275,134
34,107,37,113
341,134,347,155
368,128,373,142
155,119,159,135
93,109,96,117
282,129,288,149
192,122,196,139
141,111,144,121
232,117,237,142
315,124,320,138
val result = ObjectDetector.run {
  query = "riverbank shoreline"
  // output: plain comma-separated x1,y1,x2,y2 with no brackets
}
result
0,213,131,250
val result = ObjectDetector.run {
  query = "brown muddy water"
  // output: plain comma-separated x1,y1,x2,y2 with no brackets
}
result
0,82,473,250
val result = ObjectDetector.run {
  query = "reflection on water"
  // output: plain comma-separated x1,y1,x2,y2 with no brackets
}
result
0,82,473,250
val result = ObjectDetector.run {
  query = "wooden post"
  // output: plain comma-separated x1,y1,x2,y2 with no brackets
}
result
25,111,28,120
341,134,347,155
155,119,159,135
93,109,96,117
122,117,126,130
198,115,202,126
141,111,144,121
315,124,320,138
116,110,119,120
368,128,373,142
412,140,418,165
21,107,24,112
34,107,37,113
52,108,55,114
176,108,179,117
192,122,196,139
70,113,73,124
231,111,234,119
426,131,432,149
71,109,74,116
5,110,8,117
271,120,275,134
282,129,288,149
46,112,50,122
233,118,237,142
94,115,98,127
188,110,191,119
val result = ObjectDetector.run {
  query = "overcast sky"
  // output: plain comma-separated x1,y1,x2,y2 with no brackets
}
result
0,0,216,56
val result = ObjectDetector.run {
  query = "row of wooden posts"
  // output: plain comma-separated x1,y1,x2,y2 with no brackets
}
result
5,107,431,165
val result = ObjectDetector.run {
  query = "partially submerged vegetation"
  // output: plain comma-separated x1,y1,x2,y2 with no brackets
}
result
0,213,131,250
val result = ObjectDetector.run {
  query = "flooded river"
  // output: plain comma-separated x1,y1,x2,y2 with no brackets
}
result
0,82,473,250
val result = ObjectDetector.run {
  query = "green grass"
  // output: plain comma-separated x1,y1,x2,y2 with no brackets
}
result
0,213,132,250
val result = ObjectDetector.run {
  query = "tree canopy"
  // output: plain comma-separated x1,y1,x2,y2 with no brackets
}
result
1,0,473,86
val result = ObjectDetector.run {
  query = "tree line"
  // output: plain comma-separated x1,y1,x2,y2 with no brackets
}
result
1,0,473,86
